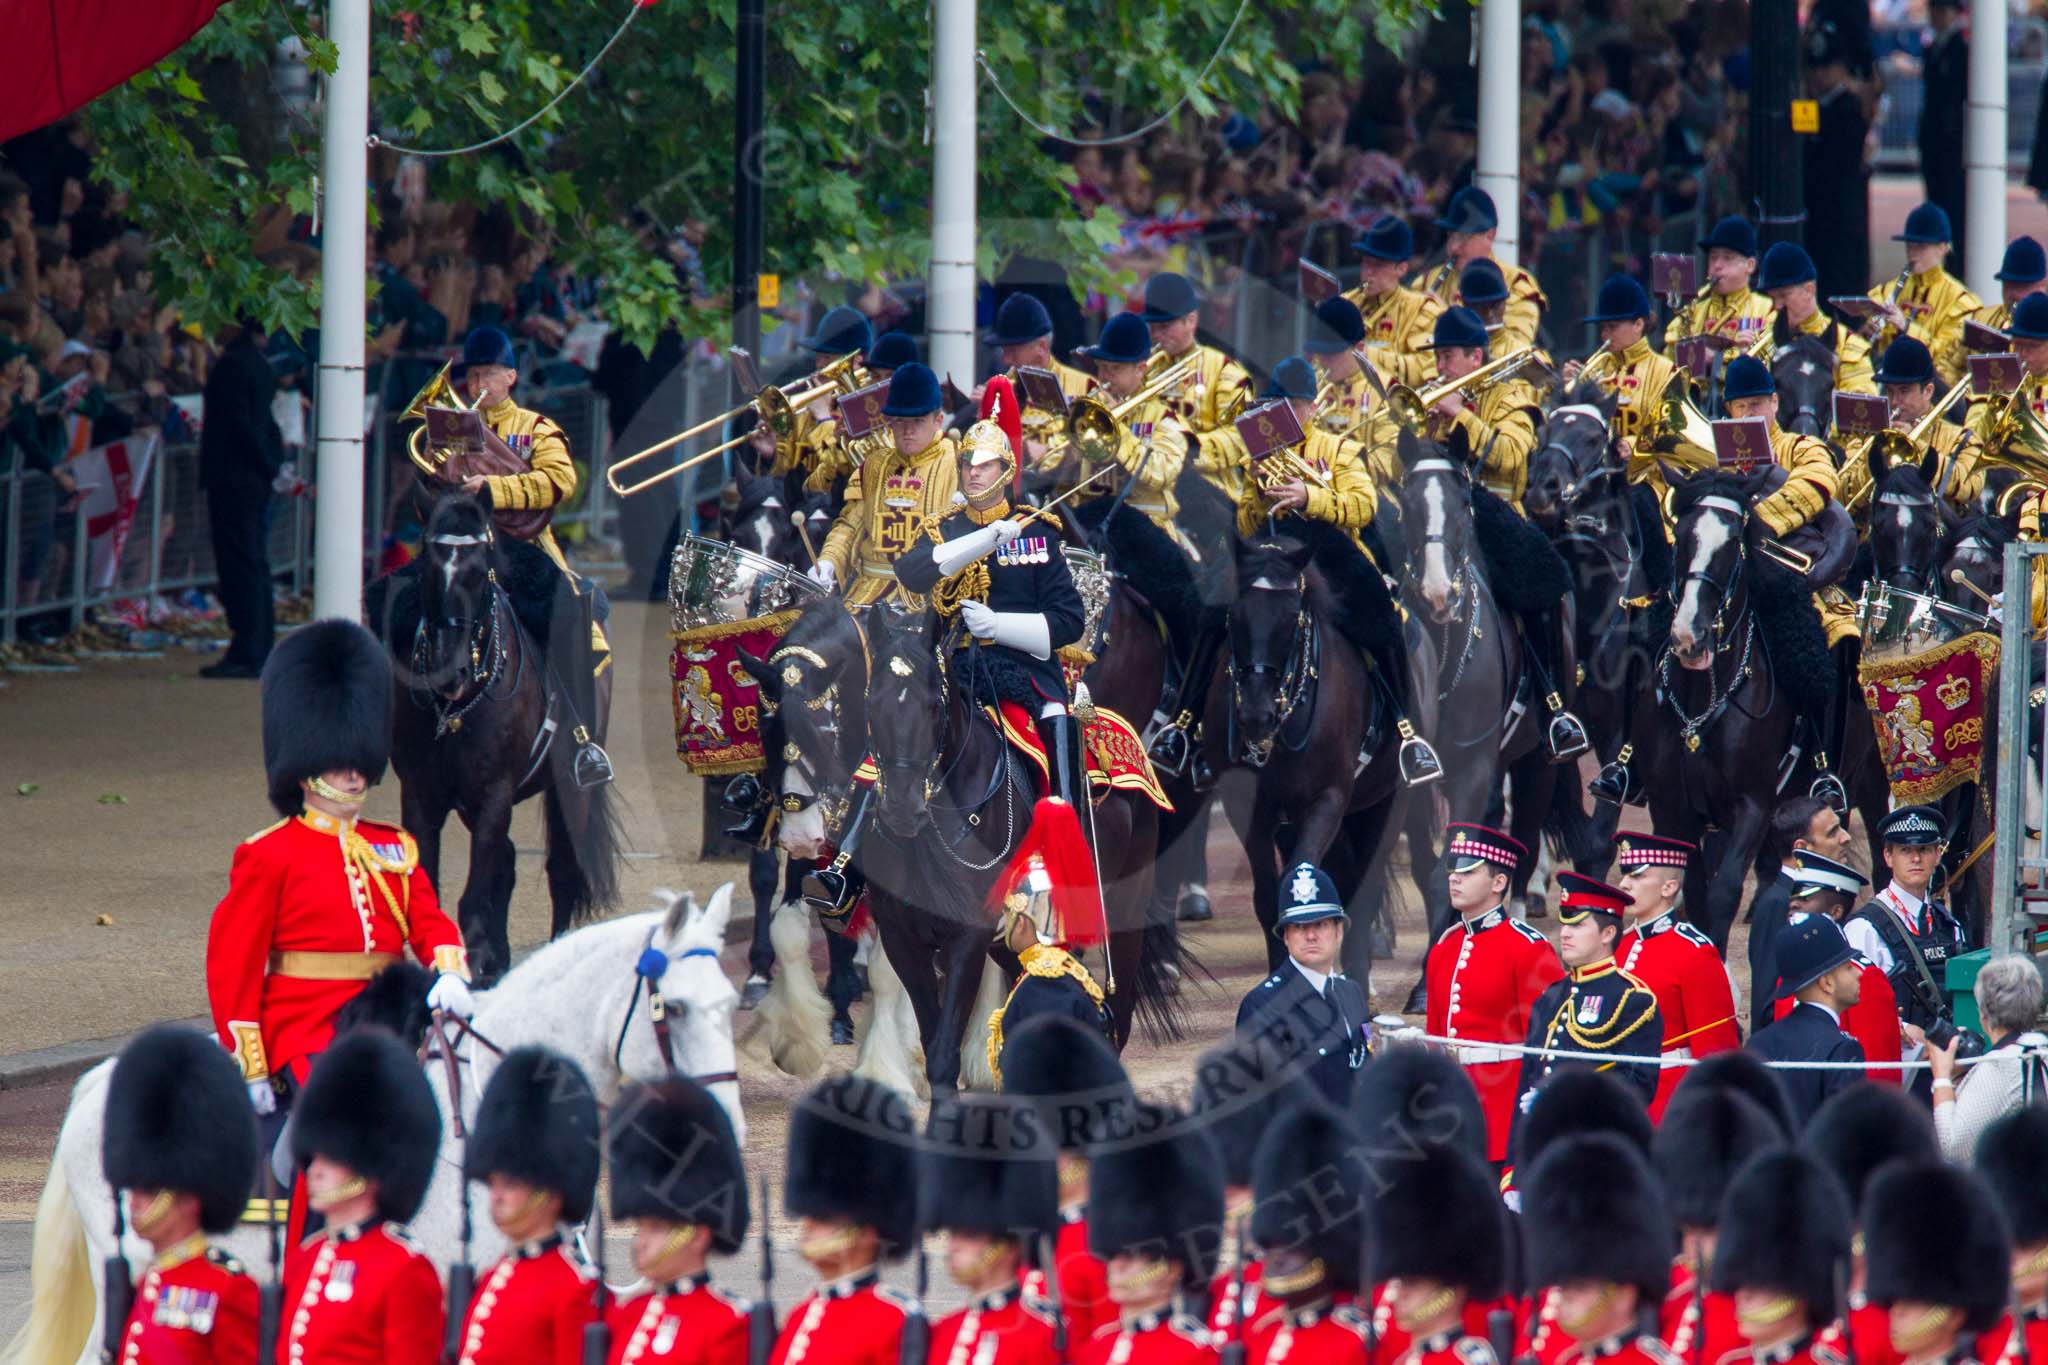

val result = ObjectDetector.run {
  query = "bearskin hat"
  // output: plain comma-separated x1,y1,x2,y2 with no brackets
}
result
1671,1048,1794,1136
1975,1104,2048,1247
785,1076,919,1260
1000,1014,1134,1152
291,1029,440,1222
1249,1100,1367,1292
1709,1149,1851,1323
1368,1136,1508,1298
1349,1042,1489,1165
261,618,392,816
1087,1103,1225,1287
101,1026,259,1235
1193,1038,1318,1188
1806,1082,1936,1213
1512,1067,1652,1177
464,1047,601,1224
1652,1086,1786,1230
1863,1162,2012,1333
608,1077,749,1253
916,1091,1059,1246
1522,1132,1674,1302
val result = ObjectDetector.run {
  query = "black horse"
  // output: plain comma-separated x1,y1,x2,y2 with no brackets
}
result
368,492,623,983
1771,335,1843,438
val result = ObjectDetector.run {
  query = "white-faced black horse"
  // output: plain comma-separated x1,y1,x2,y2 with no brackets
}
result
367,492,623,983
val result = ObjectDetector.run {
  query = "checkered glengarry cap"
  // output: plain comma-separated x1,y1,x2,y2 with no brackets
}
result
1613,831,1697,872
1446,823,1526,875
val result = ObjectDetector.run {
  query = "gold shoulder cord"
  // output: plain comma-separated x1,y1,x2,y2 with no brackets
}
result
1562,983,1660,1051
932,560,990,618
343,828,414,942
985,945,1106,1084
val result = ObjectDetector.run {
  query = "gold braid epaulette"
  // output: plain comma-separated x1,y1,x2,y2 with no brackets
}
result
984,945,1106,1086
343,828,414,941
1558,976,1661,1051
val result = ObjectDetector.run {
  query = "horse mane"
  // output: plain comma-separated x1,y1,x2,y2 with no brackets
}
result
1874,460,1936,502
1668,468,1773,517
425,489,496,544
1549,377,1619,421
783,593,858,655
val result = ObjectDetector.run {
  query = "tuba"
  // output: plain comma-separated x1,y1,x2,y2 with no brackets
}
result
401,361,472,477
400,361,553,539
1644,370,1720,469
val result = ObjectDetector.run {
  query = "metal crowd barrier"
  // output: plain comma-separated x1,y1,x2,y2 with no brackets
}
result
1991,540,2048,955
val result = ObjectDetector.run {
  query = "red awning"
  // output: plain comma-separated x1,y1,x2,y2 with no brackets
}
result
0,0,229,143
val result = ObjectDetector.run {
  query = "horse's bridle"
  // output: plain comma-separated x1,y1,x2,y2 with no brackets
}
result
412,531,519,737
768,645,855,824
1675,496,1749,650
1229,591,1314,767
1875,490,1939,594
611,927,740,1086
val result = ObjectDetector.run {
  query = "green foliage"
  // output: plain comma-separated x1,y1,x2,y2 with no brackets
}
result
84,0,1430,353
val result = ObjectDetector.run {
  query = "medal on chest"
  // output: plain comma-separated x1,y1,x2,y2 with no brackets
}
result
156,1285,221,1333
323,1261,356,1302
996,535,1051,566
1576,992,1604,1025
505,431,533,455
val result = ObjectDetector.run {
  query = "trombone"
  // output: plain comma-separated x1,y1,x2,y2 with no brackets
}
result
399,361,475,478
605,351,866,497
1385,346,1540,433
1839,374,1974,512
1041,356,1197,467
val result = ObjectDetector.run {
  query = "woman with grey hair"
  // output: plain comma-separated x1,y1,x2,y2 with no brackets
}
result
1930,954,2048,1161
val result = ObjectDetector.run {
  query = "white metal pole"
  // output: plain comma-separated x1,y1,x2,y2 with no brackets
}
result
928,0,977,391
1966,0,2009,299
313,0,370,622
1476,0,1521,268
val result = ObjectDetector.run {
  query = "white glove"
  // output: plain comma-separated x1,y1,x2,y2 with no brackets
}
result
932,522,1004,577
984,609,1053,659
990,518,1023,546
807,560,838,590
960,599,999,641
271,461,303,496
428,973,475,1018
247,1079,277,1116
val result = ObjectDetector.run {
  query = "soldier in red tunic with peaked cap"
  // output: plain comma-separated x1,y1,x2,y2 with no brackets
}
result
1611,833,1740,1121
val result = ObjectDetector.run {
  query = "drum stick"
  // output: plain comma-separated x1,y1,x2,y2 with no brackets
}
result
791,511,821,566
1949,568,1999,608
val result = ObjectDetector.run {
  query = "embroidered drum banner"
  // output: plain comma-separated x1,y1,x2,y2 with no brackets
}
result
1858,631,2000,803
670,612,800,775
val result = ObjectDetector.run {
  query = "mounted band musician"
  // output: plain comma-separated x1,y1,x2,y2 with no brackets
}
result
808,360,960,606
1757,243,1877,394
1567,275,1681,457
1663,215,1775,350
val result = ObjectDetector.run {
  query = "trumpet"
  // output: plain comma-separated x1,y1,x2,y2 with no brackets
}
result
1386,346,1540,433
399,361,474,477
605,351,867,497
1740,323,1777,361
1043,357,1197,466
1575,341,1623,388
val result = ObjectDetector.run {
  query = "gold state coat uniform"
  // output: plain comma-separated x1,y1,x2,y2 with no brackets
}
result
1664,287,1775,350
1341,283,1443,387
818,433,961,607
1868,267,1983,387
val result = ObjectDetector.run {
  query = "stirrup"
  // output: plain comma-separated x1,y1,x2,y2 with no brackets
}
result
572,727,615,788
1545,697,1590,762
802,851,858,929
1148,715,1194,776
1589,743,1637,805
1809,761,1848,816
1396,720,1443,788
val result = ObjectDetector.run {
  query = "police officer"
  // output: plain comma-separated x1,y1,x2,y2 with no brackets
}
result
1666,216,1776,350
1138,271,1254,440
1745,913,1868,1128
1233,861,1372,1106
1075,1102,1222,1365
1520,1134,1678,1365
1342,215,1442,387
1708,1150,1856,1365
604,1076,753,1365
811,361,960,606
1846,804,1968,1091
1977,237,2048,332
1428,188,1548,352
1757,244,1878,393
283,1029,446,1358
918,1092,1061,1365
771,1077,921,1365
1511,871,1664,1117
101,1025,261,1365
1367,1139,1507,1365
1777,849,1904,1084
1569,274,1680,450
1242,1103,1373,1365
455,1047,601,1365
1863,204,1983,386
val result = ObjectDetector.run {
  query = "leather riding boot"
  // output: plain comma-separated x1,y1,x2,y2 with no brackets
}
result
1589,742,1641,805
1368,633,1442,788
721,771,775,845
1037,713,1094,825
1150,621,1227,787
802,782,873,931
1525,608,1590,762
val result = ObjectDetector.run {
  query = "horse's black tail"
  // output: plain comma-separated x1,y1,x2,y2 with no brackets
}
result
1127,917,1204,1047
544,776,626,933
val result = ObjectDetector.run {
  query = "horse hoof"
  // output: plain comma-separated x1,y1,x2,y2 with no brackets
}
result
739,974,771,1010
1178,891,1213,923
831,1017,856,1046
1401,978,1427,1015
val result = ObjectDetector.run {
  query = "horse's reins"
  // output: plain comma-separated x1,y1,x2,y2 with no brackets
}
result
1659,496,1762,752
611,927,741,1086
418,1011,507,1140
898,645,1017,872
1230,596,1316,767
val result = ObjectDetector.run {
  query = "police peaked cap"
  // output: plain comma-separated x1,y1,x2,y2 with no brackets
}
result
102,1026,260,1234
1250,1100,1370,1292
1710,1148,1853,1322
1876,804,1946,846
1864,1162,2012,1332
1652,1086,1786,1229
465,1046,602,1224
1523,1132,1675,1302
608,1077,750,1252
1086,1103,1225,1286
915,1091,1059,1245
1368,1136,1508,1297
784,1075,919,1259
292,1030,442,1223
261,619,393,817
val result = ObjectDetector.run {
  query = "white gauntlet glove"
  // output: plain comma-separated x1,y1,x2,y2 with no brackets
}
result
962,606,1053,659
807,560,838,590
427,973,475,1018
247,1078,277,1116
959,599,999,641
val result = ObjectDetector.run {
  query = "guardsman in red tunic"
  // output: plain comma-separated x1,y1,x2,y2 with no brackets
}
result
1975,1108,2048,1365
1521,1133,1680,1365
770,1076,921,1365
1238,1102,1371,1365
1194,1037,1318,1340
1808,1084,1942,1365
101,1026,262,1365
1424,825,1565,1163
1368,1126,1508,1365
1708,1149,1853,1365
1611,833,1740,1121
917,1092,1061,1365
280,1030,446,1365
454,1047,601,1365
1075,1101,1221,1365
1863,1161,2013,1365
999,1014,1131,1345
1651,1085,1784,1365
604,1076,754,1365
205,620,472,1162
